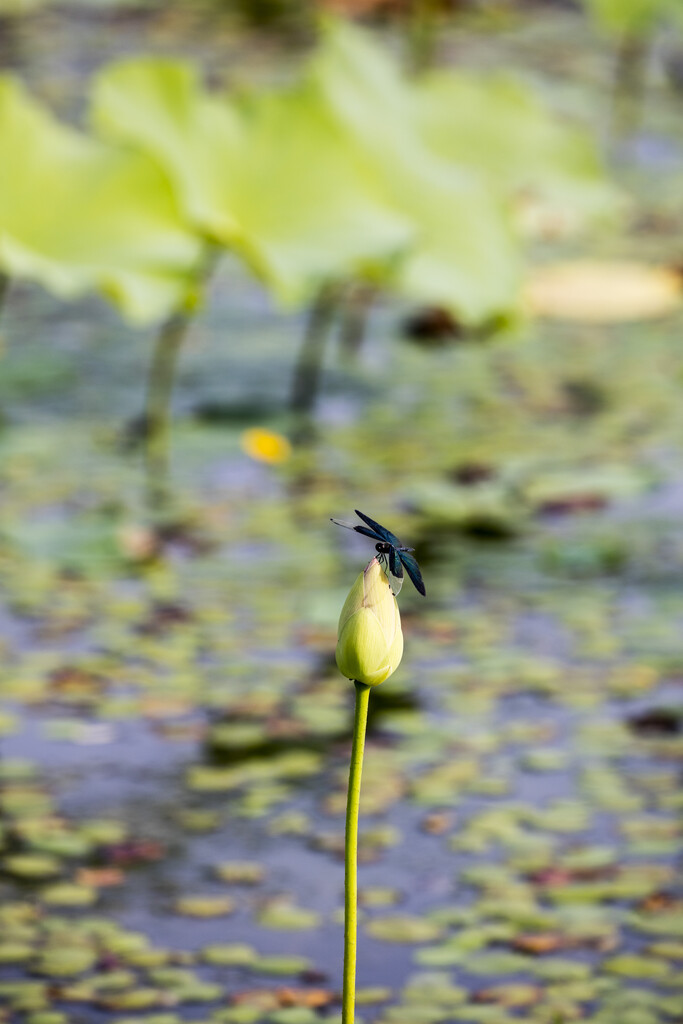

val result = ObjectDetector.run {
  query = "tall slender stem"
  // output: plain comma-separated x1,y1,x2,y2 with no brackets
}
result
409,0,440,74
0,273,9,318
343,680,371,1024
143,244,220,514
612,33,648,138
338,287,370,366
144,309,194,514
289,283,339,419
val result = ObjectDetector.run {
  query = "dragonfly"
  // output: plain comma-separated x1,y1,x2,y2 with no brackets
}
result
331,509,426,596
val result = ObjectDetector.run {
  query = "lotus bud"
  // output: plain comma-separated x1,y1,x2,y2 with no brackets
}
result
336,557,403,687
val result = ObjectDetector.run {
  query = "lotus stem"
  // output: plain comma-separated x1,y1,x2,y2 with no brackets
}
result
343,680,371,1024
143,244,220,513
612,33,648,137
338,287,371,365
144,308,194,514
0,273,9,318
289,282,339,421
410,0,441,73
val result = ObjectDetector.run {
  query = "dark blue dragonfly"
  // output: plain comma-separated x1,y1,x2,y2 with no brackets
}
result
331,509,426,596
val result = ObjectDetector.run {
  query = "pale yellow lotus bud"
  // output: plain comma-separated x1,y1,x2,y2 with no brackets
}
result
336,558,403,687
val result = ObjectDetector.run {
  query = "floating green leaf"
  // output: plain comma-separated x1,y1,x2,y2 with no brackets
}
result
34,946,98,977
251,954,312,975
3,853,61,880
366,915,444,943
200,943,257,966
175,895,235,918
582,0,683,37
257,899,321,930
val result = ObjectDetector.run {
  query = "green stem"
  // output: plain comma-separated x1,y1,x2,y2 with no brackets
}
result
144,309,194,514
0,273,9,319
338,287,370,366
612,32,648,137
343,680,371,1024
409,0,440,74
143,244,220,514
289,283,339,420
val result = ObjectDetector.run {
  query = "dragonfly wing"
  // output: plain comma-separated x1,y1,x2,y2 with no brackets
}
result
388,571,403,596
353,525,385,542
331,517,358,531
399,551,426,596
389,546,404,579
331,517,381,541
354,509,401,546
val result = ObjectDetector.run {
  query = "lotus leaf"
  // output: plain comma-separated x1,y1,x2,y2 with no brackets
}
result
308,20,521,323
34,946,97,977
257,899,321,930
415,69,612,224
267,1009,320,1024
0,77,202,323
200,943,257,966
91,57,412,306
175,895,235,917
251,954,312,975
0,942,33,963
582,0,683,36
366,915,444,943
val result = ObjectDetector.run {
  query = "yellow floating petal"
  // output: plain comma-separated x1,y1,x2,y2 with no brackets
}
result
241,428,292,464
524,260,682,323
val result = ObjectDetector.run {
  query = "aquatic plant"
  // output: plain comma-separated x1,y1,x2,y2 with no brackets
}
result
336,556,404,1024
0,17,612,507
581,0,683,131
0,76,201,325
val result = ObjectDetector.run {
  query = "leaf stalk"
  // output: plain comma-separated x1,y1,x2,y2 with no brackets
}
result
343,679,371,1024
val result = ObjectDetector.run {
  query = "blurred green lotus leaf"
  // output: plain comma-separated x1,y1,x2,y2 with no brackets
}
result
40,882,97,907
90,27,524,322
200,943,257,966
251,954,312,975
582,0,683,36
0,941,34,964
365,915,444,943
408,479,525,537
3,854,61,880
175,895,235,917
415,69,614,228
87,21,614,325
0,76,202,324
90,59,244,243
308,20,521,323
0,1,46,11
604,953,672,978
91,57,413,306
257,898,321,930
34,945,98,977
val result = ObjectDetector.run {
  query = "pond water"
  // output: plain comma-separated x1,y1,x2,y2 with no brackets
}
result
1,4,682,1024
